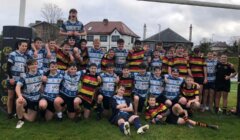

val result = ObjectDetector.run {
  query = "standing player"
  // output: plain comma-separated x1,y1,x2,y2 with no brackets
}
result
114,39,128,75
101,49,115,73
15,59,45,128
88,39,105,73
109,86,149,135
215,54,237,114
96,64,119,120
127,40,145,73
43,39,58,72
149,50,163,72
133,63,151,115
78,39,89,70
7,40,29,119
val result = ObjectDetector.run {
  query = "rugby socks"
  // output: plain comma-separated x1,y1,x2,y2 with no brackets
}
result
195,122,208,127
133,118,141,129
57,112,63,118
119,123,125,133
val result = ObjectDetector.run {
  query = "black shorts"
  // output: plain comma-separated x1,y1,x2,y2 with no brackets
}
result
204,82,215,90
215,81,230,92
102,96,111,110
194,77,204,85
116,112,133,123
24,97,39,111
81,100,94,110
156,94,167,104
41,97,55,113
134,94,146,113
166,110,179,124
60,93,75,113
171,96,180,106
7,80,16,90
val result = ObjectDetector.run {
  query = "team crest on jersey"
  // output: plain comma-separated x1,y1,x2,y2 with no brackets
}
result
3,47,12,56
2,63,7,72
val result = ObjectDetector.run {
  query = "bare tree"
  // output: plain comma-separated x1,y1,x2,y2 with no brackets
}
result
41,3,63,24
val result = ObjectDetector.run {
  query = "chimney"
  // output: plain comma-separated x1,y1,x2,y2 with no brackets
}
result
103,19,109,25
143,24,147,40
189,24,192,41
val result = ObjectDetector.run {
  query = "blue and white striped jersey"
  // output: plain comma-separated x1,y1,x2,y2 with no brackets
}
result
205,59,218,83
149,74,164,97
114,48,128,73
133,72,151,98
100,73,118,97
88,47,105,73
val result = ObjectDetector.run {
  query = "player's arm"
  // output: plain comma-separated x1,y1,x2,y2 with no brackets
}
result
44,43,51,59
7,61,15,85
120,103,134,112
203,66,208,84
31,44,38,58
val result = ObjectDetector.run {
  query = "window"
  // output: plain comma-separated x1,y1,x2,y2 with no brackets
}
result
131,37,134,44
111,35,120,42
100,35,108,42
87,35,94,41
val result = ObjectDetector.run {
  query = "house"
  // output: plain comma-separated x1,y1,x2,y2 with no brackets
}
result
29,20,64,43
84,19,140,50
210,41,228,52
143,28,193,50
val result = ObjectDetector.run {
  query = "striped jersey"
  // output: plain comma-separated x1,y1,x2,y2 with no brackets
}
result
205,59,218,83
56,49,71,70
161,56,171,76
119,73,134,97
88,47,105,73
79,47,88,70
43,49,57,72
101,54,115,73
8,51,29,81
164,74,184,100
60,71,84,97
17,71,43,102
114,48,128,74
127,48,145,73
28,48,45,70
99,73,118,97
180,83,199,100
133,72,151,98
189,55,206,78
170,56,189,78
149,74,164,97
78,73,100,104
145,103,168,120
43,70,64,101
61,20,84,32
150,58,162,69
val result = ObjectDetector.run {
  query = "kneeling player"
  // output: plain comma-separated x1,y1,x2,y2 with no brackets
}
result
110,86,149,136
39,62,63,121
15,59,45,128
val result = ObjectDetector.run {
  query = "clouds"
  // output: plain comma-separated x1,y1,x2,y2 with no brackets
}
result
0,0,240,45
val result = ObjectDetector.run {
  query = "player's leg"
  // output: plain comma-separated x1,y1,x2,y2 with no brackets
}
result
96,94,103,120
129,115,149,134
73,97,82,113
39,98,48,119
24,109,38,122
222,91,228,114
83,108,91,119
118,118,130,135
202,88,209,112
54,96,64,119
133,95,139,115
214,91,222,113
66,97,76,120
16,97,27,128
7,89,15,118
209,89,215,112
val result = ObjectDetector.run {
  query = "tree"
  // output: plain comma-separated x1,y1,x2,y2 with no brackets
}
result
199,38,211,55
41,3,63,24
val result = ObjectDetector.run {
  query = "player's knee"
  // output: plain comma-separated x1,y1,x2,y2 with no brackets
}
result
39,99,47,110
54,97,63,105
74,97,82,105
118,119,125,125
134,95,139,102
98,95,103,102
179,97,187,105
177,118,186,125
165,100,172,107
192,102,200,110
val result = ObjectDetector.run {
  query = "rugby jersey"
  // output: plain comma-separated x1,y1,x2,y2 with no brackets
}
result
189,55,206,78
99,73,118,97
150,58,162,69
17,70,43,102
133,72,151,98
114,48,128,74
180,83,199,100
88,47,105,73
170,56,189,78
119,73,134,97
145,103,168,120
43,49,57,72
28,48,45,70
161,56,171,76
56,49,71,70
101,54,115,73
127,48,145,73
205,59,218,83
164,74,184,100
149,74,164,97
78,73,100,104
79,47,88,70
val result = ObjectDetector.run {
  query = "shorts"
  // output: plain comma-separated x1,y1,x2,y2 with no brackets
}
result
156,94,167,104
134,94,146,113
7,80,16,90
166,110,179,124
171,96,180,106
81,100,94,110
102,96,111,110
215,81,230,92
115,112,133,123
204,82,215,90
194,77,204,85
60,93,75,113
41,97,55,113
24,97,39,111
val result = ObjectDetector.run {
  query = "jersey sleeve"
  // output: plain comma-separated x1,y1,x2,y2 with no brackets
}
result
8,53,14,64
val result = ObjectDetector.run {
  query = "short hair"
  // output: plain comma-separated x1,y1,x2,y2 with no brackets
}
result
117,39,124,44
68,63,77,68
185,75,194,80
156,42,163,46
80,39,87,44
49,61,57,66
26,59,37,66
148,94,156,100
134,40,141,45
33,37,42,43
139,63,147,69
122,65,129,70
18,40,28,46
106,63,114,68
154,66,161,71
89,63,97,68
69,8,77,13
171,67,179,73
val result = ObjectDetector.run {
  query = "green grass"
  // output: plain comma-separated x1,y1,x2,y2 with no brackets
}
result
228,57,239,71
0,83,240,140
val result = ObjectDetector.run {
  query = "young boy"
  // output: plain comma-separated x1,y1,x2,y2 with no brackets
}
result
215,54,237,114
96,63,119,120
149,66,165,103
7,40,29,119
149,50,162,72
54,63,84,120
78,39,89,70
133,63,151,115
127,40,145,73
180,76,200,115
110,86,149,135
203,51,218,112
101,49,115,73
39,62,64,121
118,65,134,98
43,39,58,72
88,39,105,73
114,39,128,75
15,59,45,128
77,63,100,119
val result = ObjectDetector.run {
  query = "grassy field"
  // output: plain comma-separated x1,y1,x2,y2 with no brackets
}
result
0,83,239,140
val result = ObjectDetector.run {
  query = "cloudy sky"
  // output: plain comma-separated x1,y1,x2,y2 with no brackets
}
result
1,0,240,45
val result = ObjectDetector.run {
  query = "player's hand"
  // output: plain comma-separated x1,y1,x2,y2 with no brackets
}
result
9,79,15,85
157,115,163,119
203,77,208,84
225,75,230,80
18,96,24,104
73,31,80,36
42,76,48,82
33,51,38,58
46,53,52,59
67,31,74,36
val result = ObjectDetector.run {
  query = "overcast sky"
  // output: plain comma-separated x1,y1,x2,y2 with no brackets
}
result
1,0,240,45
